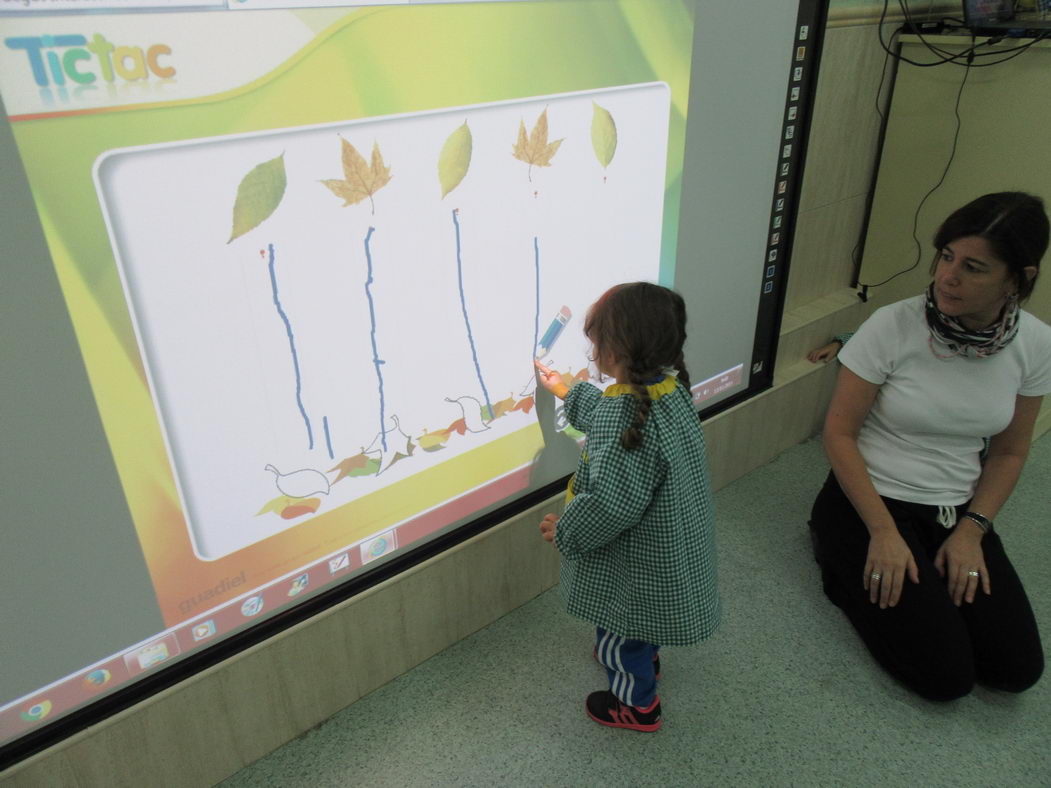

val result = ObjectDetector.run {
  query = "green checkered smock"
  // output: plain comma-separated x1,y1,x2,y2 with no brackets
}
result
554,375,720,646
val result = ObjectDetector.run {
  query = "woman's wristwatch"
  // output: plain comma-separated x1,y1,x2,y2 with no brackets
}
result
961,511,992,534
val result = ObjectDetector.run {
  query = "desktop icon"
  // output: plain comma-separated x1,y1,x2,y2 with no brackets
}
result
82,669,112,691
328,553,350,574
288,573,310,597
241,595,264,617
192,620,217,641
361,531,397,564
135,642,171,670
122,635,181,674
20,700,52,723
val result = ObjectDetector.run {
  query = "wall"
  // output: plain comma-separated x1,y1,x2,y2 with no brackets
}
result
858,35,1051,435
0,4,957,786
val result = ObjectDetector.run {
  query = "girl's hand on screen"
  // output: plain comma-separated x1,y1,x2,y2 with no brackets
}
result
534,360,569,400
539,513,558,545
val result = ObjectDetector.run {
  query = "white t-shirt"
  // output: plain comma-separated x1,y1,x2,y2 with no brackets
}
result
839,295,1051,505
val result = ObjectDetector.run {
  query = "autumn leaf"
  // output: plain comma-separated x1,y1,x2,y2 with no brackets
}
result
229,154,286,243
512,109,563,182
255,494,319,518
383,436,416,472
446,418,467,436
384,451,411,471
280,499,321,520
321,138,392,215
257,495,295,516
438,122,472,198
591,102,617,170
490,394,517,420
511,396,535,415
329,452,381,483
418,428,451,452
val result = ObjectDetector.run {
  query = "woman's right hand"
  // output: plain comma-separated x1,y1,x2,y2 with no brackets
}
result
864,529,919,608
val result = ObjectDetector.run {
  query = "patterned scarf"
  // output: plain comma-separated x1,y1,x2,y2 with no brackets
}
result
924,283,1020,359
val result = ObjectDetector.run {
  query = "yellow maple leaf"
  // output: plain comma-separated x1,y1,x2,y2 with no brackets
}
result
321,138,392,214
512,109,563,182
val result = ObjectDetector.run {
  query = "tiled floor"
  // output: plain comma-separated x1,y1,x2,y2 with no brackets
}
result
220,434,1051,787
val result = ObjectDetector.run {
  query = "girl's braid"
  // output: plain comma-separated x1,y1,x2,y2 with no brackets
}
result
674,351,691,390
620,360,658,451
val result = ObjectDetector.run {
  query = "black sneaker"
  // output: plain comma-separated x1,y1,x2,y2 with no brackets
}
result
585,691,662,732
592,649,662,680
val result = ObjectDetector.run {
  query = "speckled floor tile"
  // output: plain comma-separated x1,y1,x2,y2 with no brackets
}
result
219,435,1051,788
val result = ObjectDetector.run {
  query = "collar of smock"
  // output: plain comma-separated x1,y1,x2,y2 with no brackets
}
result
601,375,678,400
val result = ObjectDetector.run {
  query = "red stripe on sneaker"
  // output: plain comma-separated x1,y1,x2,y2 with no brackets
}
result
637,697,659,714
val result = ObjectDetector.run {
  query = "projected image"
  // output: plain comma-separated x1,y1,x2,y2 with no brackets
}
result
96,85,670,559
2,0,727,747
0,2,698,640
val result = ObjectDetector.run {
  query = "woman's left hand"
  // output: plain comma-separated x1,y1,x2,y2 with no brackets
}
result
934,523,991,606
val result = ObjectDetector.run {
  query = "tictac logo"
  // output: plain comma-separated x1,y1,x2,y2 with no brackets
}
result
4,34,175,87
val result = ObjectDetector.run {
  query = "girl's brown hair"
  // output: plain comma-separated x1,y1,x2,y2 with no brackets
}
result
584,282,691,450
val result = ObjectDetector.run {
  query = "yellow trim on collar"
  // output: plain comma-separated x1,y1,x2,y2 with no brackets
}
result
601,375,678,400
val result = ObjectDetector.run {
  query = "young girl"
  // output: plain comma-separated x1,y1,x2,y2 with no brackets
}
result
535,282,720,732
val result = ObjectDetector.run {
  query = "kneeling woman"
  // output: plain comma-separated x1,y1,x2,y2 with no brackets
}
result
811,192,1050,700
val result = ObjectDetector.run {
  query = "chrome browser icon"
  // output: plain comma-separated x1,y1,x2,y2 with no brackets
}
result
21,700,52,723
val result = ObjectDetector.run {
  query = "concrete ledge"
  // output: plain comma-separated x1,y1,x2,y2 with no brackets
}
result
2,499,563,788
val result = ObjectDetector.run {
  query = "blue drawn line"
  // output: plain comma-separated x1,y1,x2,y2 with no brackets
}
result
452,210,493,419
323,416,334,460
364,226,387,453
267,243,313,450
533,236,540,358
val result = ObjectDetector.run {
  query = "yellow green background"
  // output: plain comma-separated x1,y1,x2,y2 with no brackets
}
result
9,0,695,623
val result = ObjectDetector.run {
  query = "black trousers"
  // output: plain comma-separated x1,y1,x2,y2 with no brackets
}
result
810,472,1043,701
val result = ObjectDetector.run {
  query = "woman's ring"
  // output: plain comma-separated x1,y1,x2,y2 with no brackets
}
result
967,570,980,578
870,572,882,581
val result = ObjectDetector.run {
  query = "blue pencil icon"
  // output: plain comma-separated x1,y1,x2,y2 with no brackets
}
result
535,306,572,359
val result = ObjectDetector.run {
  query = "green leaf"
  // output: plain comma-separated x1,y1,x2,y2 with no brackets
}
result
438,122,472,198
590,102,617,169
228,154,287,243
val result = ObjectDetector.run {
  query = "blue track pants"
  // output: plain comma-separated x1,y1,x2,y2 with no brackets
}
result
595,628,659,708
